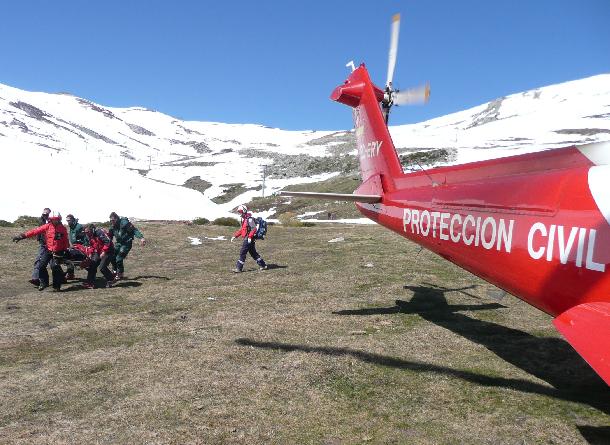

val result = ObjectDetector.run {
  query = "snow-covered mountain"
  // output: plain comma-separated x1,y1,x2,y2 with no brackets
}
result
391,74,610,166
1,74,609,222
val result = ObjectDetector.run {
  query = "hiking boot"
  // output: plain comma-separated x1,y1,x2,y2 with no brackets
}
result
38,283,47,291
232,268,242,273
29,279,40,286
52,287,61,293
82,282,94,289
105,280,115,288
114,272,124,280
65,272,75,280
259,265,268,271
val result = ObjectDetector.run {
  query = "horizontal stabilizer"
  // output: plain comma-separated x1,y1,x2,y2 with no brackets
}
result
279,191,382,203
553,302,610,385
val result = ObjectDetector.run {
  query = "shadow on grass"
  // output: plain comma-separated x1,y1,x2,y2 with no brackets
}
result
112,281,143,288
239,264,288,273
332,282,610,414
236,337,610,415
60,278,143,291
334,286,504,316
59,286,83,293
60,275,168,292
130,275,171,280
577,425,610,444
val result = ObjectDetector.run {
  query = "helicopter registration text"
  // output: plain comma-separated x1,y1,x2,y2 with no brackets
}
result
358,140,383,159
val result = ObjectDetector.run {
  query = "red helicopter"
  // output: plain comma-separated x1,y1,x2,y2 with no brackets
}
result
282,14,610,385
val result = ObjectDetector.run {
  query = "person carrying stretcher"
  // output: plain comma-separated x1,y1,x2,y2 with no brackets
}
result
12,212,69,292
73,224,115,289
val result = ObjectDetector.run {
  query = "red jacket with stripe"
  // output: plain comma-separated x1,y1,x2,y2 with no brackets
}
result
233,214,257,239
74,229,113,256
24,223,69,252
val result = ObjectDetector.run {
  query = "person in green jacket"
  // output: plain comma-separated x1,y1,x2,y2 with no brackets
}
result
65,214,89,280
108,212,146,280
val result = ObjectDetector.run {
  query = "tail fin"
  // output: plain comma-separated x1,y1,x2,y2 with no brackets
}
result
553,302,610,385
331,64,403,192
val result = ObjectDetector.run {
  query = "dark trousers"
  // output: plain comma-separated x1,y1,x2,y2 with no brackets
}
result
87,250,115,284
111,243,131,274
236,239,266,271
38,250,65,288
31,244,48,280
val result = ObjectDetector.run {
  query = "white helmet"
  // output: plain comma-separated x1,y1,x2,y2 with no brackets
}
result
48,211,62,222
237,204,248,215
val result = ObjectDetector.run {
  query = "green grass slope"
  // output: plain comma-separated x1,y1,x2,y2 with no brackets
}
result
0,224,608,444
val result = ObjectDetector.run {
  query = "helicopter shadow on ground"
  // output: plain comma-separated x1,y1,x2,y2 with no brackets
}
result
576,425,610,445
235,335,609,418
333,282,610,414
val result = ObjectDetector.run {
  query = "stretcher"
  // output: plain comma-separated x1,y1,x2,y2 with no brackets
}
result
52,248,93,270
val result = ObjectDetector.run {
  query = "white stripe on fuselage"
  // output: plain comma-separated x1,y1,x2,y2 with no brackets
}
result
588,165,610,227
577,140,610,166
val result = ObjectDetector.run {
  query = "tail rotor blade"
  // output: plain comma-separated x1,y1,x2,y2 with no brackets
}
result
386,13,401,87
393,83,430,105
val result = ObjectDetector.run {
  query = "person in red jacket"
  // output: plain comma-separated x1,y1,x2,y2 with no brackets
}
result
75,224,116,289
12,212,69,291
30,207,51,286
230,204,267,273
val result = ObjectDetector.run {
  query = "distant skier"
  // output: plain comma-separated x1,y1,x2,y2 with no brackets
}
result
107,212,146,280
29,207,51,286
77,224,115,289
231,204,267,273
65,213,88,280
12,212,69,292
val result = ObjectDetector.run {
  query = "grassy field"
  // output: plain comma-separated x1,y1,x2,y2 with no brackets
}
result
0,223,608,444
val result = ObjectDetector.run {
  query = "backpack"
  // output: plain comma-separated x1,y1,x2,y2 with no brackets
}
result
255,217,268,240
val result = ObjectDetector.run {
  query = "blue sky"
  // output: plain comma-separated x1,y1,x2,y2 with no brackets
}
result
2,1,609,130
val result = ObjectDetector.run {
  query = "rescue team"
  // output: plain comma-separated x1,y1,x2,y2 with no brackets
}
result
11,204,266,292
12,210,147,292
402,207,605,272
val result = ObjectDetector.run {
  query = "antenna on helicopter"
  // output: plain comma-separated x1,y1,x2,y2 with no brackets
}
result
382,13,431,125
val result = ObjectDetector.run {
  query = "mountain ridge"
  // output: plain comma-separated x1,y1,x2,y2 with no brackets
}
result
1,74,609,222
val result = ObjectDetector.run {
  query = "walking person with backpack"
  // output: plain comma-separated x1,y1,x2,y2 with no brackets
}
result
231,205,267,273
